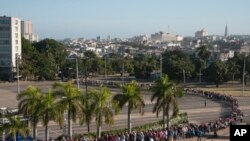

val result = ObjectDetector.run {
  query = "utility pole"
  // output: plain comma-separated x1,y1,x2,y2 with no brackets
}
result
122,56,124,84
105,54,107,82
199,69,202,83
85,57,88,92
183,69,186,83
242,57,246,96
160,54,162,77
76,58,79,89
16,53,20,94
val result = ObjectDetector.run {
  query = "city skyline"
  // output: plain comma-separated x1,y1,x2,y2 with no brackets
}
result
1,0,250,39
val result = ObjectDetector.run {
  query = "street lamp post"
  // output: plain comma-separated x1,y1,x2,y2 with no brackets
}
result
242,57,246,96
16,53,20,94
160,54,162,77
122,52,126,84
122,57,124,84
183,69,186,84
66,57,79,89
75,58,79,89
105,54,107,82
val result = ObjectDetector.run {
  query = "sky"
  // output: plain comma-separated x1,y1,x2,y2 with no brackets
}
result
1,0,250,39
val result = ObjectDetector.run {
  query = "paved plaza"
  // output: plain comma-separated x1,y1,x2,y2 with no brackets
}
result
1,81,250,140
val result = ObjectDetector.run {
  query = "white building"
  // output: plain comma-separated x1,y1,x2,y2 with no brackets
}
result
195,29,208,38
151,31,176,42
21,20,39,42
0,16,21,79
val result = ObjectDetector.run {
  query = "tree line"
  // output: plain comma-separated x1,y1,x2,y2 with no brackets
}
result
0,75,183,141
19,38,250,87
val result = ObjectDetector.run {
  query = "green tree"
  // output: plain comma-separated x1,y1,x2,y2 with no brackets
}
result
205,60,228,87
0,115,29,141
112,81,145,133
134,54,158,79
197,45,211,67
91,87,119,137
20,37,36,80
33,38,67,71
17,86,42,141
52,82,82,139
60,59,77,80
33,38,67,79
39,89,64,140
79,90,95,133
226,58,240,83
151,74,184,129
162,50,194,81
196,45,211,82
34,53,57,80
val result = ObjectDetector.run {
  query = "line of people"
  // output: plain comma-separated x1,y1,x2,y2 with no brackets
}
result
60,89,242,141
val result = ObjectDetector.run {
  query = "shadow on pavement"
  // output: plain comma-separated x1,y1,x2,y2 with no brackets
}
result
205,134,229,140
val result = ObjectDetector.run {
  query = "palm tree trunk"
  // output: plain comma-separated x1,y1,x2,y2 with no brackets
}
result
14,134,16,141
167,113,170,129
232,73,235,85
163,103,166,129
87,123,90,133
45,125,49,141
97,114,101,138
68,109,72,139
32,122,37,141
166,104,170,129
97,126,101,138
128,103,131,134
199,68,201,83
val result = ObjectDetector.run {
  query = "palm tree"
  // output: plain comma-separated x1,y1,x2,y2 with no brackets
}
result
39,89,64,140
197,45,211,67
0,115,29,141
52,81,82,139
79,90,95,133
197,45,211,83
91,86,119,137
113,81,145,134
151,74,184,129
17,86,42,141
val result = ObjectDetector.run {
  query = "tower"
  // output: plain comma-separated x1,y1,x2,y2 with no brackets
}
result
224,24,228,37
0,16,22,80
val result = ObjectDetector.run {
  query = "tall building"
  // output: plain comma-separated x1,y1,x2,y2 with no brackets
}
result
21,20,39,42
0,16,21,80
195,29,208,38
224,24,228,37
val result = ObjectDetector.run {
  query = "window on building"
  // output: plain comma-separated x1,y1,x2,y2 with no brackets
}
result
15,46,18,51
15,26,18,32
0,54,10,59
15,40,18,44
0,47,10,52
0,20,10,24
15,20,18,25
15,33,18,38
0,40,10,45
0,27,10,31
0,33,10,38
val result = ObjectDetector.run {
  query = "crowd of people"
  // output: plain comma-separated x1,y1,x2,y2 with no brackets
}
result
58,89,243,141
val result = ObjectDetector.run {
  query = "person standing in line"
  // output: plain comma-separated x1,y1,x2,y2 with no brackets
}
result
204,100,207,108
197,129,202,141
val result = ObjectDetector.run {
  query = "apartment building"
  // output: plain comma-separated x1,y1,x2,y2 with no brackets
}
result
0,16,21,80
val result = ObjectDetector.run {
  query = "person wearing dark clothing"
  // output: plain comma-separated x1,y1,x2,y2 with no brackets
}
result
197,130,202,141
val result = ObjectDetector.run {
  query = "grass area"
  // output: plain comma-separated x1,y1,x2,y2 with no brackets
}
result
184,82,250,97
